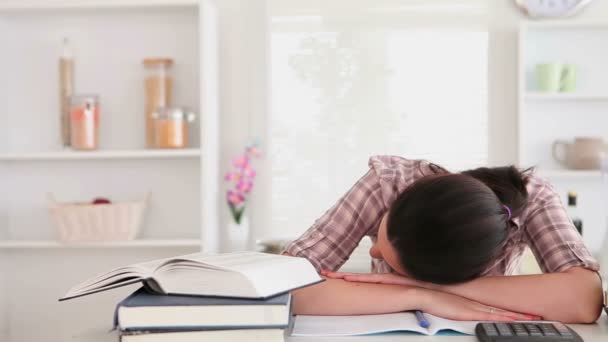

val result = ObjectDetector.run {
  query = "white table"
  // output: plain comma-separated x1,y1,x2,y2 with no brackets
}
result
74,314,608,342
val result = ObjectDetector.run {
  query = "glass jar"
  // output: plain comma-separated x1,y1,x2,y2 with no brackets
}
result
153,108,196,149
69,95,99,150
143,58,173,148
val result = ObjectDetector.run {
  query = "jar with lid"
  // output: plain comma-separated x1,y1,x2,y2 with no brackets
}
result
153,107,196,149
143,58,173,148
69,95,99,150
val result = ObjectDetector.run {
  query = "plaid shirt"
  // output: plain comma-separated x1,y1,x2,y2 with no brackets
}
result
283,156,599,275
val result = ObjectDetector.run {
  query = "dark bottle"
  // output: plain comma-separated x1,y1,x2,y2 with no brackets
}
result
567,191,583,235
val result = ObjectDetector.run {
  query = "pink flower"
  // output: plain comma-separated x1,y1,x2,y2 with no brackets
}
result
224,172,242,182
246,146,262,158
236,180,253,193
233,154,249,169
243,166,256,178
227,190,245,205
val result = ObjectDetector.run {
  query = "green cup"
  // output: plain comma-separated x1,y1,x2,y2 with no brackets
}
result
536,63,562,92
560,64,577,92
535,63,577,92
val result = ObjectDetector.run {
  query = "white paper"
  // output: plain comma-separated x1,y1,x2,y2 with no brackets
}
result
291,312,477,337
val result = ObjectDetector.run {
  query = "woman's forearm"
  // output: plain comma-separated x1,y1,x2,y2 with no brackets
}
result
438,267,603,323
293,277,535,322
293,278,417,315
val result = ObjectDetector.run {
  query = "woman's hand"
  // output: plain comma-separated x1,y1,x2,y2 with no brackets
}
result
321,270,433,289
415,287,541,322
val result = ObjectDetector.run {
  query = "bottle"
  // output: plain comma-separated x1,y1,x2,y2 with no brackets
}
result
69,95,99,150
152,107,196,149
567,191,583,235
59,38,74,147
143,58,174,148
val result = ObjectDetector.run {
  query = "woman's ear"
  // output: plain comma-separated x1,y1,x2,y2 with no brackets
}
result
369,243,382,259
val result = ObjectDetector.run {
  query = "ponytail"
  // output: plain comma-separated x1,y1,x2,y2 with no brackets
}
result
462,166,530,218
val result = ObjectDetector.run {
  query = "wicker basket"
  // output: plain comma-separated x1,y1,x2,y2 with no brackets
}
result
48,194,149,243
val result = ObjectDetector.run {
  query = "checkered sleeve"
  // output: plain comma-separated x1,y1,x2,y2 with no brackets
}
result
522,177,599,273
282,169,387,272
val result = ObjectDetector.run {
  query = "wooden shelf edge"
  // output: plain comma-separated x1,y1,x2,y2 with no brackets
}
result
536,169,603,179
522,22,608,30
525,93,608,101
0,149,202,161
0,0,199,11
0,239,202,249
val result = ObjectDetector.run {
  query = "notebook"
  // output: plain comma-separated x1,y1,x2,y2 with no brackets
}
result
291,312,478,336
60,252,322,301
115,287,292,331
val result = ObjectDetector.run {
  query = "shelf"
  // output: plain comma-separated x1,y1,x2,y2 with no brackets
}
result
0,239,201,249
523,22,608,30
0,0,198,10
0,149,201,161
525,93,608,101
537,169,602,179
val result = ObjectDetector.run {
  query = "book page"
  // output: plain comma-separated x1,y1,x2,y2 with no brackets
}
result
426,314,477,335
167,252,280,270
61,257,171,300
155,267,254,297
162,252,322,298
212,252,321,297
291,313,429,337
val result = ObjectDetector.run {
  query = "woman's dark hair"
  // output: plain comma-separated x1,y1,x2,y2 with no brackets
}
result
386,164,530,284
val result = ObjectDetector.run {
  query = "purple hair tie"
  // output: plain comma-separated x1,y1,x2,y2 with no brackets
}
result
503,205,512,220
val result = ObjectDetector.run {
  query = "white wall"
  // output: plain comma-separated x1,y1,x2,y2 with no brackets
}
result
215,0,269,251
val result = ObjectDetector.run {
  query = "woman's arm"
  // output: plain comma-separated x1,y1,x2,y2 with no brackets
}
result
281,169,387,272
293,278,417,315
293,277,535,321
324,267,603,323
434,267,603,323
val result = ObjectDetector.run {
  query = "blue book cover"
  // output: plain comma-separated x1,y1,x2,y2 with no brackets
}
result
114,287,292,332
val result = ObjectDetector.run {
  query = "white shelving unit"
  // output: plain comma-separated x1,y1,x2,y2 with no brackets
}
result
0,1,220,341
518,21,608,254
0,2,220,245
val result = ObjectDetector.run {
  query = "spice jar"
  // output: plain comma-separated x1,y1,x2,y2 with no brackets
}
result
153,108,196,149
143,58,173,148
69,95,99,150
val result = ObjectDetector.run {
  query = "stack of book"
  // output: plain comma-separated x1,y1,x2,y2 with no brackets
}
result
115,288,292,342
60,252,322,342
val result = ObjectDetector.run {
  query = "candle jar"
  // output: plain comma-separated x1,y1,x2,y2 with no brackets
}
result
70,95,99,150
143,58,173,148
153,107,196,149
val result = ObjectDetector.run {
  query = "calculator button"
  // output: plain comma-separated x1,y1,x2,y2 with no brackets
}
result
511,323,529,336
552,323,573,336
538,323,559,336
495,323,513,336
524,323,544,336
482,323,499,336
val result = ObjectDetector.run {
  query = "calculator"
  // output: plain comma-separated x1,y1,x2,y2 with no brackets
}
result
475,322,583,342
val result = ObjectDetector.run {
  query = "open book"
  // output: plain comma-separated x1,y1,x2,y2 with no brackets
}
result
60,252,322,301
291,312,478,336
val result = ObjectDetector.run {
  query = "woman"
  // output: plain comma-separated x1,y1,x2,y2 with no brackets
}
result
283,156,603,323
